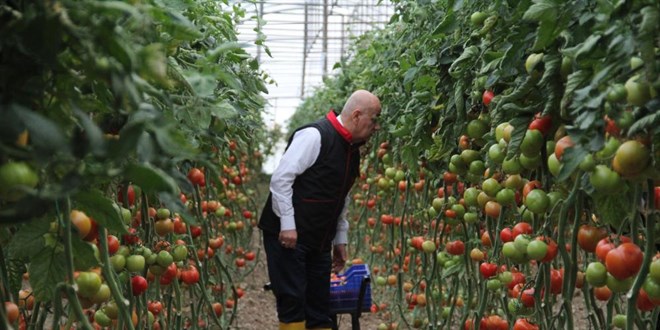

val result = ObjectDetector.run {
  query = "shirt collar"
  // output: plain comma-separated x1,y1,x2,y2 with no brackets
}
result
326,110,352,143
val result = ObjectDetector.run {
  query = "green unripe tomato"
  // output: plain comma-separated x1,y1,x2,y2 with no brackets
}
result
526,240,548,260
126,255,146,273
524,189,550,214
110,254,126,272
76,272,102,298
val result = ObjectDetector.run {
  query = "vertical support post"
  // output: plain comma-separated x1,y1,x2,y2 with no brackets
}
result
256,1,264,63
301,2,309,98
322,0,329,78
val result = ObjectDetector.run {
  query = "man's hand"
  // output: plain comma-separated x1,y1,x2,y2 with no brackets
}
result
279,229,297,249
332,244,347,273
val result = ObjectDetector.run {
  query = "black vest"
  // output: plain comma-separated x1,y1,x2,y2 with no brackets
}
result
259,112,361,251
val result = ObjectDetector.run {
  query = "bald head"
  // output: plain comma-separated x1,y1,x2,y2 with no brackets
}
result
340,90,382,143
340,90,380,119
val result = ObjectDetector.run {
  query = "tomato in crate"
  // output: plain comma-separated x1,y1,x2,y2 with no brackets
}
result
329,264,372,314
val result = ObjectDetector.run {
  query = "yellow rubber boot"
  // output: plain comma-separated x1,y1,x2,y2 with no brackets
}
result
279,321,305,330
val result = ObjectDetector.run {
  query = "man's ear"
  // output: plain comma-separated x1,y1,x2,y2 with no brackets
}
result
352,108,362,120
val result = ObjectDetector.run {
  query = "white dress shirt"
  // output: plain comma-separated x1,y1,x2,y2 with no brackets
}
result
269,119,350,245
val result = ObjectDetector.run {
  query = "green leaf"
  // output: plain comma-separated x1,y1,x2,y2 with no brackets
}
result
627,110,660,136
523,0,558,22
158,192,198,225
8,219,49,259
561,70,590,112
557,145,587,182
74,108,106,157
506,117,531,159
29,248,66,301
592,192,630,228
532,19,557,51
74,190,127,233
12,104,70,156
184,71,217,97
209,100,238,119
448,46,479,78
71,237,99,270
92,1,141,17
441,261,463,278
124,164,178,195
575,35,601,60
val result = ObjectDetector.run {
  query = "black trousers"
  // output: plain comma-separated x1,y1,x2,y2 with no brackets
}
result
263,233,333,328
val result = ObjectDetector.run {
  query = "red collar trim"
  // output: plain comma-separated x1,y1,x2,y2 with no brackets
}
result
326,110,352,143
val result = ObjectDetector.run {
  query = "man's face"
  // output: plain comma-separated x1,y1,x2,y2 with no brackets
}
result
353,107,381,142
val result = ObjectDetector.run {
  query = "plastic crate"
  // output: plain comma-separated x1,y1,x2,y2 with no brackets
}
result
329,264,371,314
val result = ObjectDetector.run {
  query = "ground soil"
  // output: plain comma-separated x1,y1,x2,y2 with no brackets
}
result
230,231,385,330
232,231,596,330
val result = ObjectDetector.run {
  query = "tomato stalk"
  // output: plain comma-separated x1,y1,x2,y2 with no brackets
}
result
98,230,135,330
172,277,184,329
56,283,93,329
626,181,656,330
565,193,584,295
441,275,458,328
555,177,580,329
54,200,95,329
0,243,11,304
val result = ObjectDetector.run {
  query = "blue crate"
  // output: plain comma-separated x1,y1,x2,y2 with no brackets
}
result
329,264,372,314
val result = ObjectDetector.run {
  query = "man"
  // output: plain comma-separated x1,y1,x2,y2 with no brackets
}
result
259,90,381,330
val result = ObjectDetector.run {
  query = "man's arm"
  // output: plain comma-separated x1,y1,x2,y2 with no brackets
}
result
332,195,351,272
270,127,321,248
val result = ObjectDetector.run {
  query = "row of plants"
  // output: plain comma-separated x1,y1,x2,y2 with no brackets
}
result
293,0,659,329
1,0,274,329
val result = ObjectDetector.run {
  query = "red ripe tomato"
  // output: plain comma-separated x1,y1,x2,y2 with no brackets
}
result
444,171,458,184
593,286,612,301
380,214,394,225
595,236,630,262
411,236,424,251
554,135,574,161
235,258,246,268
482,90,495,106
637,289,656,311
180,266,200,285
486,315,508,330
122,228,141,245
605,242,643,280
148,301,163,316
173,218,187,234
550,268,563,294
512,222,532,239
106,235,120,255
131,276,148,296
5,301,19,324
513,318,539,330
118,184,135,206
479,262,498,278
446,240,465,256
520,288,537,308
484,201,501,218
507,272,526,290
604,116,621,137
577,225,608,253
190,225,202,238
500,228,513,243
187,168,205,186
540,238,558,262
655,186,660,209
212,302,223,316
522,180,542,199
528,114,552,136
244,251,256,261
